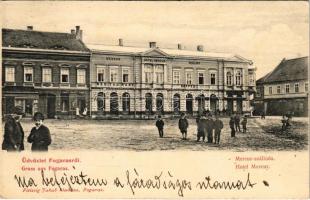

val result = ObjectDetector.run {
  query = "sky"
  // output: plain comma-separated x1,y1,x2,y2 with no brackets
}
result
1,1,309,79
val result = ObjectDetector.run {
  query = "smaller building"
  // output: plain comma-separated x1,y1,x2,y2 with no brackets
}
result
2,26,90,119
254,57,308,116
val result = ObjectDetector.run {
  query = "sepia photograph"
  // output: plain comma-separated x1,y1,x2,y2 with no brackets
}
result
0,1,309,198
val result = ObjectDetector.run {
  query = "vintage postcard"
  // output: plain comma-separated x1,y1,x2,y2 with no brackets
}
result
0,1,309,199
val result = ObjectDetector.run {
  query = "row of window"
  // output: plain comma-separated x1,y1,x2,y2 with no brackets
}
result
5,67,86,84
96,65,244,85
267,83,308,94
97,66,129,83
173,71,243,86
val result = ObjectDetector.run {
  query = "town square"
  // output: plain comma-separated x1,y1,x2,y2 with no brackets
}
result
1,2,308,152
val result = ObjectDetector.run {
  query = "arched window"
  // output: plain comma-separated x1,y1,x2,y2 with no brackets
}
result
156,93,164,113
173,93,180,112
110,92,118,114
122,93,130,112
186,94,193,114
97,92,105,111
226,72,232,86
145,93,153,112
236,71,242,86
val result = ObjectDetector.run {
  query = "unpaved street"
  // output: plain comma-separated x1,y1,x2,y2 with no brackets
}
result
3,117,308,151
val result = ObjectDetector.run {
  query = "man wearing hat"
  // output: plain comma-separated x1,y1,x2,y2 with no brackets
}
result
27,112,52,151
2,106,25,151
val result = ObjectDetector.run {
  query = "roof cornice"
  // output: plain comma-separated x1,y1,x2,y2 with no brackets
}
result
2,47,90,56
91,49,251,63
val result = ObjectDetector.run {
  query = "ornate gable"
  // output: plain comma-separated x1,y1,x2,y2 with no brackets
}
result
141,48,170,57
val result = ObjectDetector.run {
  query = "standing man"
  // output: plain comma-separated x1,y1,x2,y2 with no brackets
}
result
27,112,52,151
2,106,25,152
206,114,214,143
155,115,165,138
213,115,224,144
178,113,189,140
197,115,207,142
241,116,248,133
229,116,236,137
234,114,241,132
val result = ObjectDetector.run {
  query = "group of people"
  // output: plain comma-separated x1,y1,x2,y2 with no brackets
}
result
155,113,248,144
2,106,52,152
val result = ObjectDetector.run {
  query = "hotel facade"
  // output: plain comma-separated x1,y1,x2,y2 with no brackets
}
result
89,40,256,118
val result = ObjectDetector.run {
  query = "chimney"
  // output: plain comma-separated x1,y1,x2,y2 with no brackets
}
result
149,42,156,48
197,45,204,52
178,43,183,50
118,38,123,46
75,26,83,41
71,29,76,35
27,26,33,31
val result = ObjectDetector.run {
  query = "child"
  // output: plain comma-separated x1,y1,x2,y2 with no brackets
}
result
229,116,236,137
213,115,224,144
178,113,189,140
241,116,247,133
27,112,52,151
155,115,165,138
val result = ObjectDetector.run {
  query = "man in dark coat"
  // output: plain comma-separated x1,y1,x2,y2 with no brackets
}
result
197,115,207,142
234,114,241,132
178,113,189,140
155,115,165,138
27,112,52,151
241,116,247,133
213,115,224,144
2,106,25,152
229,116,236,137
206,114,214,143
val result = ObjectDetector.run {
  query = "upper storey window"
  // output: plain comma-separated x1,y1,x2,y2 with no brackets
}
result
5,67,15,82
24,67,33,82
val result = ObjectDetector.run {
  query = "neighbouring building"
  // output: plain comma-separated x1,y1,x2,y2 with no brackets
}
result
88,40,255,119
2,26,90,119
254,57,308,116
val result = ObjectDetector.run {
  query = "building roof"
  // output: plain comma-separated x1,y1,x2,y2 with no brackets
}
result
87,44,252,63
256,72,271,84
262,57,308,83
2,28,89,52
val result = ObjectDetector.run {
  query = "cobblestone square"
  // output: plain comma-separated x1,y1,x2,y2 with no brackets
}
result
4,116,308,151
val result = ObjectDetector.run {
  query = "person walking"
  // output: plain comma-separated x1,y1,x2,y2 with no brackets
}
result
197,115,207,142
206,114,214,143
155,115,165,138
229,116,236,137
2,106,25,152
241,116,247,133
213,115,224,144
281,115,288,131
27,112,52,151
234,114,241,132
178,113,189,140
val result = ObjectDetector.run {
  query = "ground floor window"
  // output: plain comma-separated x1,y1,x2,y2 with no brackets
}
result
173,93,180,113
186,94,193,114
97,92,105,111
122,93,130,112
156,93,164,113
61,94,69,112
110,92,119,114
145,93,152,112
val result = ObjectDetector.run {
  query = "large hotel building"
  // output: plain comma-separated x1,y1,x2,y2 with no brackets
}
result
2,27,256,119
89,40,256,118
